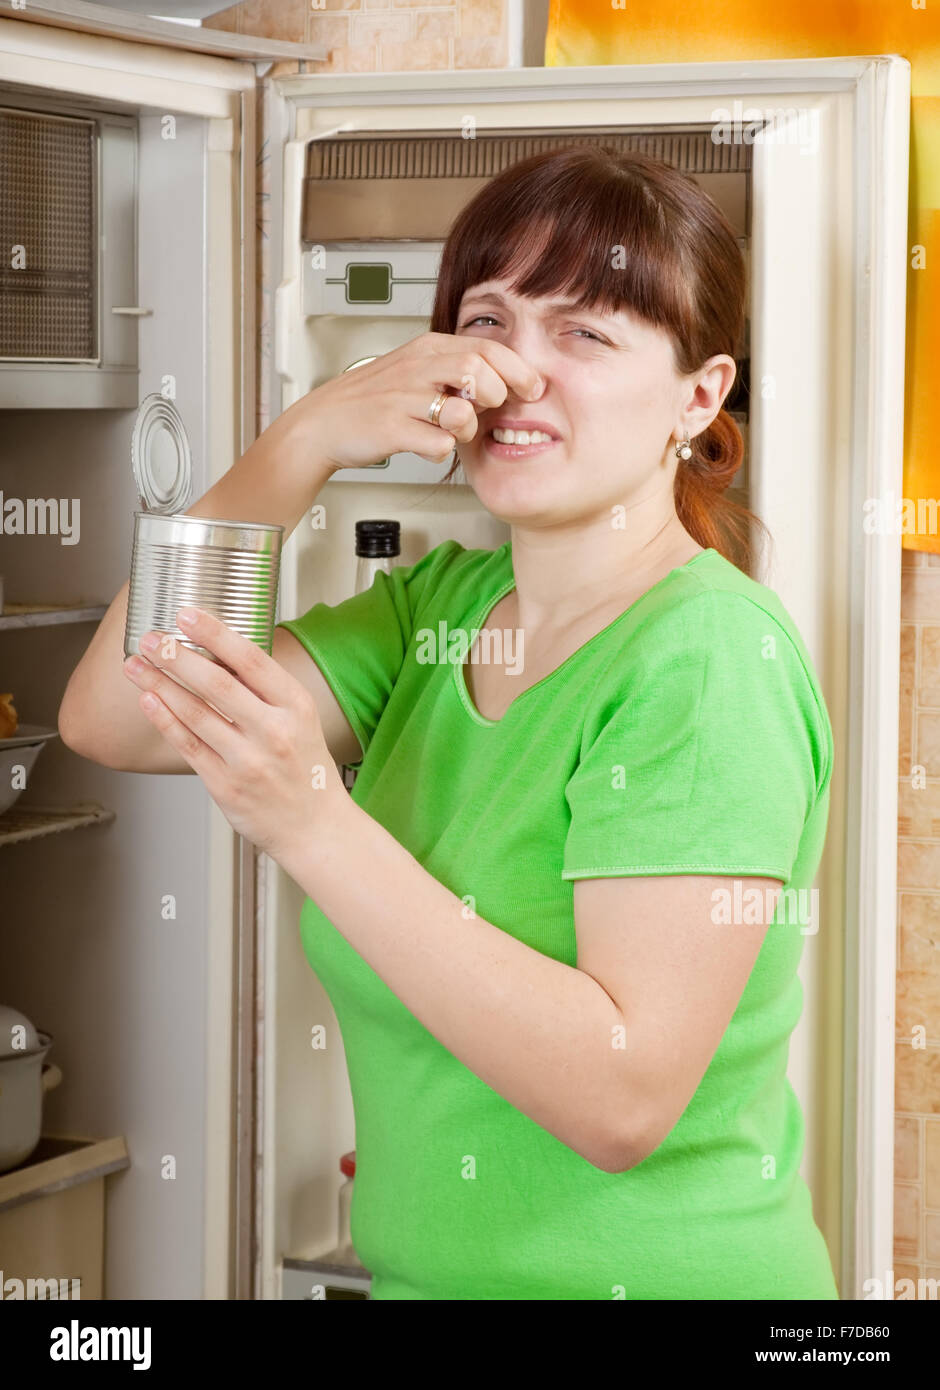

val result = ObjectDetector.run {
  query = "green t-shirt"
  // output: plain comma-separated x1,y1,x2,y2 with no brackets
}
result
276,540,838,1301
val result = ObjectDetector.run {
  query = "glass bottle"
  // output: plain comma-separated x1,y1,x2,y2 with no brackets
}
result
354,518,400,595
342,521,401,792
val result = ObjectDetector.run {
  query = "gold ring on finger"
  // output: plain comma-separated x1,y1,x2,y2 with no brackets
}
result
427,391,449,428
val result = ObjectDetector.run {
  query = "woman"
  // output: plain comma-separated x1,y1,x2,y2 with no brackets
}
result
59,147,838,1301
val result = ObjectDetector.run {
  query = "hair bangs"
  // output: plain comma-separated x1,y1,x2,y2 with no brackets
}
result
433,147,697,366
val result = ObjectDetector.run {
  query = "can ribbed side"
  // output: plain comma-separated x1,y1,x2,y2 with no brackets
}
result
124,539,281,660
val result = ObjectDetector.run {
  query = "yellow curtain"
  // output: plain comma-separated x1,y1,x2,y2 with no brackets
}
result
546,1,940,554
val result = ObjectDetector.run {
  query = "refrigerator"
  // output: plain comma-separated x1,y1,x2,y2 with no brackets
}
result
0,7,907,1300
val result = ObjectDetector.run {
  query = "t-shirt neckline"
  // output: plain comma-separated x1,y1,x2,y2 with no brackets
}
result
454,544,717,728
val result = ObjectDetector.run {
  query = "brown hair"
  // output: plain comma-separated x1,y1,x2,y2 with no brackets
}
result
429,145,769,577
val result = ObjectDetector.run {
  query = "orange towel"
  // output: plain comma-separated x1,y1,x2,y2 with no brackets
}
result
547,1,940,553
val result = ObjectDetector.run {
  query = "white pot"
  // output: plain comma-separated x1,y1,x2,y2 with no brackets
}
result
0,725,59,814
0,1004,63,1172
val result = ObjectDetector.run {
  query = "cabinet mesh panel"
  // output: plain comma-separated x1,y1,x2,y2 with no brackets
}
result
0,109,96,360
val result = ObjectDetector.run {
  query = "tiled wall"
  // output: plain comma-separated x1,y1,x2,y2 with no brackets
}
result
206,0,939,1296
896,549,940,1288
204,0,508,71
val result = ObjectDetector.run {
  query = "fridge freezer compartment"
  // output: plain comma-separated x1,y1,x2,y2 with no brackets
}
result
300,127,751,242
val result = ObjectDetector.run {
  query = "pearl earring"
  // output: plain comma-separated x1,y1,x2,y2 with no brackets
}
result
675,432,692,461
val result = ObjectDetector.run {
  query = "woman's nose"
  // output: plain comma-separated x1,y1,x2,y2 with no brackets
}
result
500,333,549,401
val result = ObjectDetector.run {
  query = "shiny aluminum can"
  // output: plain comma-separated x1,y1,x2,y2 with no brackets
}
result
124,512,284,662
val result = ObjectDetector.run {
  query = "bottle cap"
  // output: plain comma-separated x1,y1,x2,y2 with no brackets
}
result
355,520,400,558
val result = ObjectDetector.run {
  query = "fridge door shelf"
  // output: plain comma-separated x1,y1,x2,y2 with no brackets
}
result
0,603,108,631
0,802,116,848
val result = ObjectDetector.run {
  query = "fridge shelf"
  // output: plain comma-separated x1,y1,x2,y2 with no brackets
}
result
0,1135,130,1213
0,603,108,631
283,1249,371,1277
0,803,116,847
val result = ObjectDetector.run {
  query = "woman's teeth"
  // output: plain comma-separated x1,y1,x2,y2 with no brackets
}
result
491,428,555,444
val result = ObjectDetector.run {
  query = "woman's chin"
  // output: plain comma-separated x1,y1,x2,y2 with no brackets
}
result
465,473,568,527
462,451,563,502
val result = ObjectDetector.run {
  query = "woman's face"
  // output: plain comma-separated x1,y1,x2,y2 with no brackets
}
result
453,277,697,529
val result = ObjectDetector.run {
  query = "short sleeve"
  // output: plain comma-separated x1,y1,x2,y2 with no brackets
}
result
561,590,833,882
276,538,463,767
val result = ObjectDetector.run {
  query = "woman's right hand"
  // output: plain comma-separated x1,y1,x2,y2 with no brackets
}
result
296,331,543,472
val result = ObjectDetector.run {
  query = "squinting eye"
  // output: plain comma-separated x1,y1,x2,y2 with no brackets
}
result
571,328,604,342
460,315,499,329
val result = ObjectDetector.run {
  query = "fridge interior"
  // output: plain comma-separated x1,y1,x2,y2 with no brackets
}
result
0,87,238,1298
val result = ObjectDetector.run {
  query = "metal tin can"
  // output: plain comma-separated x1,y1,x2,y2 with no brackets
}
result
124,512,284,661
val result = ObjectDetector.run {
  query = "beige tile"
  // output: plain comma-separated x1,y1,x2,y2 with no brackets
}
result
897,976,940,1051
904,549,927,568
239,0,307,39
898,839,940,891
351,12,412,43
927,1119,940,1209
892,1261,922,1292
314,0,368,9
920,627,940,707
897,896,940,1043
318,43,379,69
306,12,354,44
896,1115,920,1182
202,4,240,31
459,0,503,38
895,1181,921,1259
896,1042,940,1114
892,1264,940,1297
378,37,451,68
927,1213,940,1262
364,0,391,8
900,624,915,775
453,34,506,67
913,713,940,780
415,9,458,38
927,551,940,566
901,570,940,621
896,780,940,838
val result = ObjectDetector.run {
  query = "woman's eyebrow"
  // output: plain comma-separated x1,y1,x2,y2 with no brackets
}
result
460,291,614,317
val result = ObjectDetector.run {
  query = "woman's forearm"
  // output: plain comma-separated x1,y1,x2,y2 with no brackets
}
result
58,399,336,770
281,796,635,1175
183,396,338,535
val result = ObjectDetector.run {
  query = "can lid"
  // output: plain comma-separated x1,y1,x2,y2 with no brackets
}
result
131,394,193,515
340,1150,356,1177
355,520,400,558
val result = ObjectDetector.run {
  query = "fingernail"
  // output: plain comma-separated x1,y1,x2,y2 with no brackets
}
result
140,632,159,652
177,607,197,627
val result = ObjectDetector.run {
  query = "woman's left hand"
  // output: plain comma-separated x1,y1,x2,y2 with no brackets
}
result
122,605,348,865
